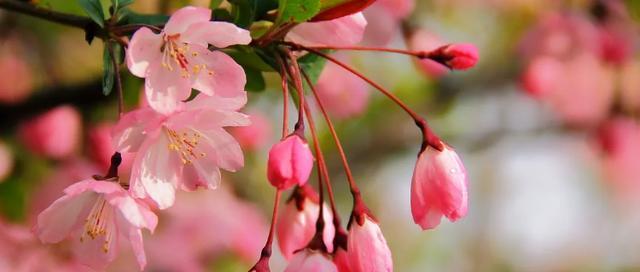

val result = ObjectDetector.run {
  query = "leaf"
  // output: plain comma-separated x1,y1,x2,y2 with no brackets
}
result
277,0,321,23
102,43,115,96
123,11,169,26
228,0,278,27
78,0,105,27
110,0,134,11
225,46,275,72
244,68,266,92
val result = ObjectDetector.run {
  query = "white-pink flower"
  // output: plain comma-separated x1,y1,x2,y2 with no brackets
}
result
34,179,157,270
126,6,251,114
112,93,250,209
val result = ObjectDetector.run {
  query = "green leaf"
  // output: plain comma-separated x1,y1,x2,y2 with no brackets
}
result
210,0,224,9
230,0,258,28
225,46,275,72
78,0,105,27
117,0,134,7
123,11,169,26
626,0,640,23
297,51,327,86
277,0,321,23
102,43,115,96
244,68,266,92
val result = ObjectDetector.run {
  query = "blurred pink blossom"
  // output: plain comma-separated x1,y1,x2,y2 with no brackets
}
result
408,29,448,78
597,118,640,202
287,12,367,47
362,0,415,45
127,6,251,114
277,185,335,260
347,215,392,272
18,105,82,159
113,93,249,209
87,123,135,173
315,60,369,119
34,179,157,270
0,39,33,104
267,134,314,190
411,146,468,230
0,141,13,182
230,112,273,150
285,250,337,272
619,59,640,113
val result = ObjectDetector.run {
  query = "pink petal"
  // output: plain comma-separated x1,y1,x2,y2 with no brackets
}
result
285,250,338,272
127,227,147,270
287,12,367,47
189,47,247,97
133,133,181,209
185,92,248,111
144,58,192,115
196,127,244,171
181,21,251,48
179,162,221,191
347,216,393,272
112,108,161,153
35,192,95,243
72,222,119,270
126,27,163,78
164,6,211,35
106,190,157,230
63,179,123,197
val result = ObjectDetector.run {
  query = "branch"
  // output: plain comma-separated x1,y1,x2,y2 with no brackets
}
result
0,0,97,30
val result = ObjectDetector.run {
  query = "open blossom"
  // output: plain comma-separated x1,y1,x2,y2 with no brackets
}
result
267,134,314,189
18,105,82,159
287,12,367,47
113,93,249,209
347,215,393,272
285,250,337,272
277,185,335,259
411,146,468,230
127,6,251,114
34,179,157,270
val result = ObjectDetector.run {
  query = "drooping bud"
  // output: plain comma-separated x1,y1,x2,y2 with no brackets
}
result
285,249,338,272
411,145,468,230
346,215,393,272
426,43,479,70
311,0,376,22
267,135,314,189
333,247,352,272
277,185,335,259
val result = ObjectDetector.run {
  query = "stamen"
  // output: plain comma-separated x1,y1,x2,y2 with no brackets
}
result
165,128,206,164
81,197,115,253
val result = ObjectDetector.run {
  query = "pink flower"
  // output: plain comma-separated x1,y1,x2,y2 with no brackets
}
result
0,141,12,182
277,186,335,259
430,43,479,70
267,134,314,190
126,6,251,114
285,250,337,272
113,93,249,209
347,215,393,272
34,179,157,270
230,111,273,150
407,29,448,78
287,13,367,47
315,59,369,119
411,146,468,230
18,105,82,159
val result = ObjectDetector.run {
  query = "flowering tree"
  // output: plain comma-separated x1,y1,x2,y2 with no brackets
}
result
1,0,478,271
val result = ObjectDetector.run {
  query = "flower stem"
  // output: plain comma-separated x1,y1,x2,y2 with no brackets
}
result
282,49,306,133
298,46,444,151
250,190,282,272
276,55,290,137
284,42,434,59
107,42,124,119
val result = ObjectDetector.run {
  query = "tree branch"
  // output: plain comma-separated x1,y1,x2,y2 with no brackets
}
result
0,0,97,30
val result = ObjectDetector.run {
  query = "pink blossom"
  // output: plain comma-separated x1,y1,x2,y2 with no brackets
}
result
597,118,640,201
0,141,13,182
285,250,337,272
315,59,369,119
113,93,249,209
18,105,82,159
277,186,335,259
411,146,468,230
597,22,634,65
126,6,251,114
230,111,273,150
0,39,33,104
34,179,158,270
347,215,393,272
333,247,352,272
408,29,448,78
267,134,314,190
287,13,367,47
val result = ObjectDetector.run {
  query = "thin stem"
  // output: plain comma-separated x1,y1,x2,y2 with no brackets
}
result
107,42,124,119
0,0,94,30
299,46,444,151
276,55,290,137
303,99,327,250
250,190,282,271
285,42,432,58
283,49,305,132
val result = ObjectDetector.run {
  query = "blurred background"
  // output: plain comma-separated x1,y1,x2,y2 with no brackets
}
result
0,0,639,271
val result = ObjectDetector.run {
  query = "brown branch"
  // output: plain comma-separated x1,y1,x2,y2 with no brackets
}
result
0,0,96,30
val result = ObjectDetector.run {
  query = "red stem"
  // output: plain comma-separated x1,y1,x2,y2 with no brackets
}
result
283,49,306,132
297,46,444,152
276,55,290,137
285,42,433,59
250,190,282,272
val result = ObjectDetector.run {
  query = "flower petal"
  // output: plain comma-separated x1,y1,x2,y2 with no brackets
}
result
185,91,248,111
189,47,246,97
145,59,192,115
35,192,95,243
112,108,161,153
286,12,367,47
126,27,163,78
181,21,251,48
128,226,147,271
164,6,211,35
107,190,154,229
72,222,119,270
197,127,244,171
133,132,181,209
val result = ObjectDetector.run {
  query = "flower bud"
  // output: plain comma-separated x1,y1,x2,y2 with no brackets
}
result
267,135,314,189
18,105,82,159
347,215,393,272
411,146,468,230
285,249,337,272
333,247,351,272
277,186,335,259
429,43,479,70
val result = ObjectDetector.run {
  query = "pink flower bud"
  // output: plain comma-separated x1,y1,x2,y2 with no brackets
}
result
0,141,13,182
285,250,337,272
277,186,335,259
347,215,393,272
267,135,314,189
333,247,352,272
439,43,479,70
411,146,468,230
18,105,82,159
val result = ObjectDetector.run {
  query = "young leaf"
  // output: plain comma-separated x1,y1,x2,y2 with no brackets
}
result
278,0,321,23
102,43,115,96
244,68,267,92
78,0,105,28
